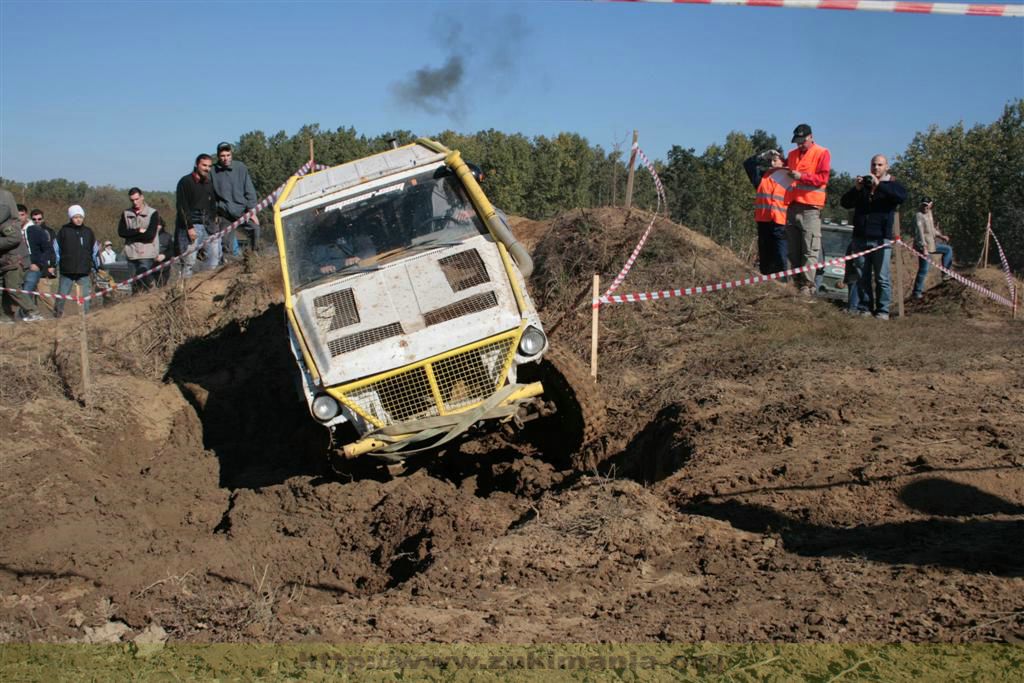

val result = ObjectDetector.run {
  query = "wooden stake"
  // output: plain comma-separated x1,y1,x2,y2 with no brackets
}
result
623,130,638,210
893,213,904,319
590,274,600,379
981,212,991,268
309,139,315,169
78,287,90,407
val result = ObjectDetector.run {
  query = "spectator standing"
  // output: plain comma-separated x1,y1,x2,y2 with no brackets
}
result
784,124,831,297
54,205,97,317
175,154,217,277
155,215,173,286
99,241,118,265
212,142,260,256
25,208,57,304
840,155,906,320
743,149,789,277
911,197,953,300
0,192,42,322
117,187,161,290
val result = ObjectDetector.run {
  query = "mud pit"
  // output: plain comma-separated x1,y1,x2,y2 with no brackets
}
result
1,209,1021,644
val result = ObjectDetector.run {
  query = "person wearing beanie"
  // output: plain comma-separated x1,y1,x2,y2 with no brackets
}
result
54,204,97,317
0,187,42,322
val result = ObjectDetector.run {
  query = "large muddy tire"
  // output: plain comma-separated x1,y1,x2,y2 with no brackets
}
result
522,346,607,471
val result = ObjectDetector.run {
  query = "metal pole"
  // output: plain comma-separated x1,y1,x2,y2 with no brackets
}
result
623,130,638,210
590,274,600,379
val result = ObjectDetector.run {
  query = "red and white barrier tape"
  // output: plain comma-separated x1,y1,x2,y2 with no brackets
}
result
898,240,1014,307
82,160,316,302
0,161,315,306
601,144,667,299
986,226,1017,300
596,239,892,306
599,0,1024,19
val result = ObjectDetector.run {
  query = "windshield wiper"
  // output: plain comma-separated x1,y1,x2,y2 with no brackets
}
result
408,240,462,251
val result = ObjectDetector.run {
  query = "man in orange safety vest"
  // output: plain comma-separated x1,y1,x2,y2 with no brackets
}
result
784,123,831,297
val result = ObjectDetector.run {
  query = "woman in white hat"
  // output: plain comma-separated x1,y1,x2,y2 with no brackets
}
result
54,205,97,317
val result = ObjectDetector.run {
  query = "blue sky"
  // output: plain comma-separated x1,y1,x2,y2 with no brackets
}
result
1,0,1022,191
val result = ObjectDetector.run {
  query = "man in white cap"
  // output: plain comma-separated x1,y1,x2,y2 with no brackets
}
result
54,205,97,317
0,188,42,322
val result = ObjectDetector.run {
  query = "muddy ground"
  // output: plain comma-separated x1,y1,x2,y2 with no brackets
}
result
0,208,1021,645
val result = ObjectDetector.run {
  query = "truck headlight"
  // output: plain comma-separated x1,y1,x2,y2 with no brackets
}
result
519,326,547,356
312,394,339,421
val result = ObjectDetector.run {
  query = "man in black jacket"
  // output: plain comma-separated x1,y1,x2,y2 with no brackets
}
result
54,205,97,317
840,155,906,320
175,154,217,278
24,209,57,308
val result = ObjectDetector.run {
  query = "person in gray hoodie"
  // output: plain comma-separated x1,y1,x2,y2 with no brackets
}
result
212,142,260,255
117,187,161,290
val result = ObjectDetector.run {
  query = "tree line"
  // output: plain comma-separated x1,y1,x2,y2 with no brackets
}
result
3,100,1020,272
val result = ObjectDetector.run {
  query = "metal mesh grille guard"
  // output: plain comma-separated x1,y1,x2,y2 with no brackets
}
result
341,336,516,426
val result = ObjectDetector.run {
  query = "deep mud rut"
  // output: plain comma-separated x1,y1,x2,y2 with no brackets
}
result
0,209,1021,645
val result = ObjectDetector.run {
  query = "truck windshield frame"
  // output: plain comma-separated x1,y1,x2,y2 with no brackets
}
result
282,168,489,291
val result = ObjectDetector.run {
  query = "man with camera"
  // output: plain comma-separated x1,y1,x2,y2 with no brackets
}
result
784,123,831,297
175,153,218,278
840,155,907,319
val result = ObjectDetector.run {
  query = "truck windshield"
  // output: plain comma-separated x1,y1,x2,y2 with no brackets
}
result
822,228,852,259
282,168,489,291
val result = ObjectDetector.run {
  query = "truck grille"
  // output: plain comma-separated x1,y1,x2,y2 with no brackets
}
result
313,288,359,332
423,291,498,326
439,249,489,292
341,334,517,426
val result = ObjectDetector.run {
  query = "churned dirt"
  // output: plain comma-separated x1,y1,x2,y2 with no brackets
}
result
0,208,1021,645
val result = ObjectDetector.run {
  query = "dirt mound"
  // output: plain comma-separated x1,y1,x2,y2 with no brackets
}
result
903,265,1021,320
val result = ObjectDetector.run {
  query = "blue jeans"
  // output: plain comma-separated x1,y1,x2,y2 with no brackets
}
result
179,224,221,278
850,239,891,315
912,243,953,297
131,258,155,291
23,268,42,294
55,273,92,316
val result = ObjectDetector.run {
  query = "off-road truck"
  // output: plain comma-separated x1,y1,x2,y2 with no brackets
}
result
273,139,602,464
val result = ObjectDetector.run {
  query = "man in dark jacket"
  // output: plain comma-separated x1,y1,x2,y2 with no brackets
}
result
175,153,217,278
54,205,97,317
840,155,907,320
0,191,42,322
25,208,57,305
155,215,173,287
